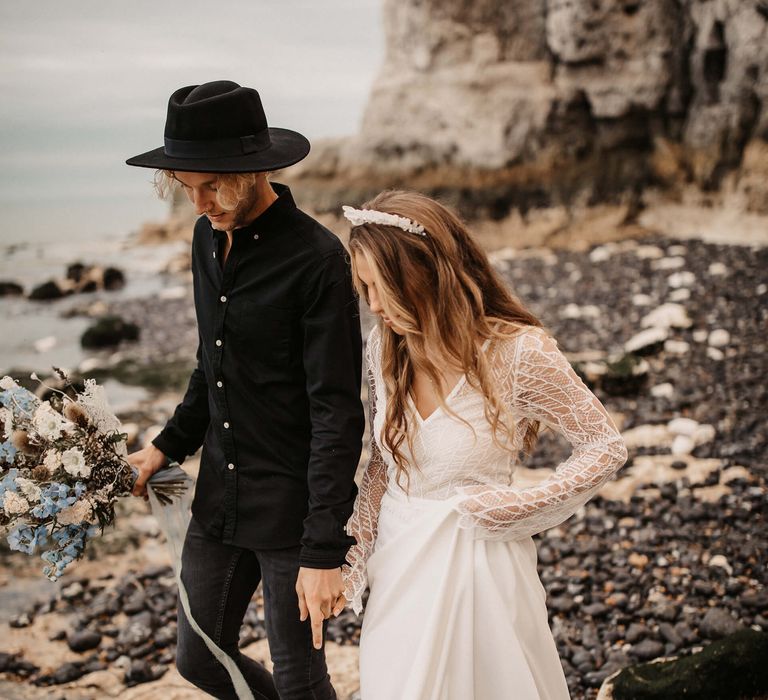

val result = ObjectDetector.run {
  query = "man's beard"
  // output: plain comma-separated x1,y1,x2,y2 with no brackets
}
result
228,187,262,230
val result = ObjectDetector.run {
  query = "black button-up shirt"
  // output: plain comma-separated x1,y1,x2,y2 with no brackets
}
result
152,184,364,569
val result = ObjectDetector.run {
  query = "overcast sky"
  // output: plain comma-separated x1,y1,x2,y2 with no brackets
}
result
0,0,384,208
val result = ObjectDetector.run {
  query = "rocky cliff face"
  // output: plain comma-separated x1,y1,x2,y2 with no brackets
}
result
287,0,768,217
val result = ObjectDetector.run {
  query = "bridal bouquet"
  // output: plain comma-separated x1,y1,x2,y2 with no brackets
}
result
0,369,187,581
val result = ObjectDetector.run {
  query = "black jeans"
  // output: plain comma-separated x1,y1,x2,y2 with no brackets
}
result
176,517,336,700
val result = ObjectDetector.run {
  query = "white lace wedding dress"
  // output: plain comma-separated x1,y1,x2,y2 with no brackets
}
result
344,325,628,700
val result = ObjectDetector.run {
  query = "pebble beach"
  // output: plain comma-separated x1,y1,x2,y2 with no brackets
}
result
0,226,766,699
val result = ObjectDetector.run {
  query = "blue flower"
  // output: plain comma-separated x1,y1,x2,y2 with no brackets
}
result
0,441,16,465
0,387,39,417
10,524,49,555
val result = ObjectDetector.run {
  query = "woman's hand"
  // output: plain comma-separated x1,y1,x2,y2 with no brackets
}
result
126,444,168,498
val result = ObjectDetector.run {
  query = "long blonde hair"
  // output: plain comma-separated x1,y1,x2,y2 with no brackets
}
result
348,190,545,489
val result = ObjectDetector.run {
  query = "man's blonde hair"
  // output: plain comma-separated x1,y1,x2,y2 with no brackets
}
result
153,170,269,211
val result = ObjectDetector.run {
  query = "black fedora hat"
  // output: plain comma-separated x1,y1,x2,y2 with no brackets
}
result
126,80,310,173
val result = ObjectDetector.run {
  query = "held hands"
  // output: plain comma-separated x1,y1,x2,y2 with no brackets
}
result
126,444,168,498
295,567,346,650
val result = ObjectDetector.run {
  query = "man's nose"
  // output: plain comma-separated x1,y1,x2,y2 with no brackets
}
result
191,189,213,213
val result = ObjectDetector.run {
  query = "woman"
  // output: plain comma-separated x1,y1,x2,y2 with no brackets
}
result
341,191,628,700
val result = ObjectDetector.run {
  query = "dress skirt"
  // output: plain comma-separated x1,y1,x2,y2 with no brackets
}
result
358,488,571,700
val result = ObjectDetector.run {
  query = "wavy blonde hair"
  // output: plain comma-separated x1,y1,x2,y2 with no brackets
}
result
348,190,545,489
153,170,269,211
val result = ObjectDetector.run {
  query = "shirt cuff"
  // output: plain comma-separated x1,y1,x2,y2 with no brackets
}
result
298,546,351,570
151,432,186,466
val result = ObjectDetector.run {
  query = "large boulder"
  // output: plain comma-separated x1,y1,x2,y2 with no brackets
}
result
81,316,140,349
602,628,768,700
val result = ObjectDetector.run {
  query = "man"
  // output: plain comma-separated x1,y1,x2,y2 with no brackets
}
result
126,80,364,700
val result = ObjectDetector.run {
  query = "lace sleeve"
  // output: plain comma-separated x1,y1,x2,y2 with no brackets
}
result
455,328,628,540
343,327,388,615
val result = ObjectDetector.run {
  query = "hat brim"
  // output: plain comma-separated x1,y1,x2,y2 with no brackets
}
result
125,127,310,173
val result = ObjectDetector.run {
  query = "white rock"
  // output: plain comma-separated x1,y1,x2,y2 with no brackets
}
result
561,304,600,319
621,424,671,450
668,417,699,436
708,262,728,276
669,288,691,302
651,256,685,270
708,329,730,347
668,271,696,288
634,245,664,259
641,303,692,330
632,293,653,307
625,327,668,354
671,434,695,455
589,245,614,262
708,554,733,576
707,347,725,361
666,245,687,256
78,357,104,374
650,383,674,398
692,329,709,343
33,335,57,353
693,424,716,446
664,340,690,355
159,285,188,300
758,284,767,295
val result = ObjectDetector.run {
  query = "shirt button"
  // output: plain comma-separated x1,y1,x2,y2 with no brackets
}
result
220,295,227,303
223,422,230,429
216,339,222,347
227,463,235,471
253,233,259,240
213,251,216,258
217,381,223,388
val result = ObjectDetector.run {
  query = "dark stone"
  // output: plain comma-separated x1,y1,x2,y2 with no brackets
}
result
125,659,165,686
583,603,610,618
66,263,87,282
658,622,683,649
700,608,745,639
29,280,70,301
629,639,665,661
653,604,678,622
550,596,577,613
611,629,768,700
625,623,648,644
103,266,126,290
47,662,88,685
9,612,33,628
67,629,102,653
0,281,24,296
741,590,768,609
117,611,154,647
81,315,140,349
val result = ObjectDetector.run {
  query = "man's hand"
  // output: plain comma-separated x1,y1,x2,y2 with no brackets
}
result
126,444,168,498
295,567,345,650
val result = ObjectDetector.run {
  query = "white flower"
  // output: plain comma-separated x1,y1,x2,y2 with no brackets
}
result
15,477,41,503
42,449,61,474
342,206,427,236
57,499,94,525
60,448,91,479
0,407,12,439
0,376,19,391
33,403,72,441
77,380,121,434
3,490,30,516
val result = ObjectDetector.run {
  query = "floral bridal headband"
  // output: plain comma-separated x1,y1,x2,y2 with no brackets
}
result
342,205,427,236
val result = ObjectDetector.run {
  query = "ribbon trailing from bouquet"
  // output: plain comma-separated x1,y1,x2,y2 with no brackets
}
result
147,466,255,700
